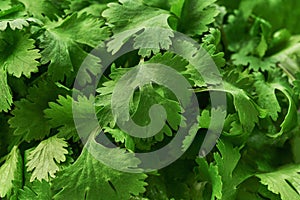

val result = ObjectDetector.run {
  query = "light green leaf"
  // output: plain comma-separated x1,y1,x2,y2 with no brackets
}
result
0,31,40,78
256,165,300,200
0,146,23,198
26,136,68,182
0,4,38,31
0,68,12,112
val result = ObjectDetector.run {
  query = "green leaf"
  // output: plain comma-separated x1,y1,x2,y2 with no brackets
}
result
18,0,64,20
102,0,173,57
201,28,225,68
195,158,222,200
44,95,96,141
271,84,298,137
8,80,65,142
39,13,109,83
147,52,188,73
0,146,23,198
256,165,300,200
177,0,219,36
250,0,300,34
44,95,75,140
19,180,51,200
293,72,300,96
132,85,182,138
0,68,12,112
270,35,300,77
66,0,109,16
52,141,147,200
26,136,68,182
224,11,248,52
0,31,40,78
0,3,39,31
182,108,226,152
232,53,275,71
224,11,276,71
103,127,135,151
155,159,203,200
0,18,31,31
0,0,11,11
255,70,297,137
45,94,99,141
96,62,188,146
253,73,281,122
213,141,250,200
223,81,264,132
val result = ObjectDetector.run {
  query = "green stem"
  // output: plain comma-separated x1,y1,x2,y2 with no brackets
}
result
0,4,24,19
277,63,296,82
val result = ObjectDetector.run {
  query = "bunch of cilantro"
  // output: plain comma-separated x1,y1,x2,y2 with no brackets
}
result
0,0,300,199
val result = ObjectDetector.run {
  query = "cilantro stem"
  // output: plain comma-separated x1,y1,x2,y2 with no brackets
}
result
192,88,225,93
277,63,296,82
0,4,24,19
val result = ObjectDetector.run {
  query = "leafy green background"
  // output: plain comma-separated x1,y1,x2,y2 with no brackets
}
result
0,0,300,199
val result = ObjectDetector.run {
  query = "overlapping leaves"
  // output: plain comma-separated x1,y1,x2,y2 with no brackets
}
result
0,0,299,200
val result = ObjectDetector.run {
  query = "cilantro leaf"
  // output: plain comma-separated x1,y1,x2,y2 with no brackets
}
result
214,140,241,199
103,127,135,151
0,1,300,199
132,85,182,139
223,81,265,133
0,0,11,11
96,63,187,146
250,0,300,34
194,140,253,200
0,146,23,198
232,53,276,72
26,136,68,182
45,95,98,141
201,28,225,68
255,70,298,137
0,68,12,112
0,3,39,31
39,12,109,83
19,180,51,200
0,31,40,78
52,141,147,200
102,0,174,56
182,108,226,153
256,165,300,200
254,72,285,119
18,0,64,20
293,72,300,96
270,35,300,78
195,158,223,200
176,0,219,36
44,95,76,140
0,17,35,31
8,80,65,142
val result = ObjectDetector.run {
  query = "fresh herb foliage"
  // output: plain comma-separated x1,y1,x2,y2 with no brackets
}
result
0,0,300,199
